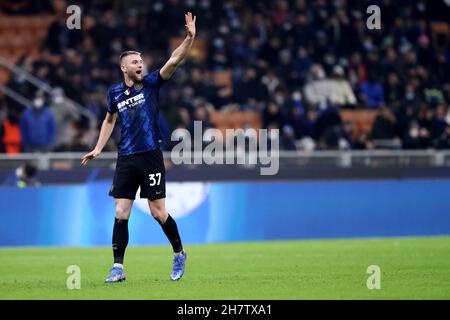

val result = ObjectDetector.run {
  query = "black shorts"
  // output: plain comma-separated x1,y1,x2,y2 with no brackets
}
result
109,149,166,201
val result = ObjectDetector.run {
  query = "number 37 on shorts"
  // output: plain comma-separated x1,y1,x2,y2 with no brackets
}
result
148,173,162,186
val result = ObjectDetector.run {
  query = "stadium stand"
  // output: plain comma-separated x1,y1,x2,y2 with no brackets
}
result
0,0,449,153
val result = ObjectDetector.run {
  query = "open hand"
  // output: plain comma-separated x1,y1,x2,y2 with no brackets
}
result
185,11,196,38
81,149,100,166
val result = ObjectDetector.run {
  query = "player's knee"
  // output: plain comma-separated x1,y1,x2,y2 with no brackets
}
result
150,207,167,223
115,206,130,220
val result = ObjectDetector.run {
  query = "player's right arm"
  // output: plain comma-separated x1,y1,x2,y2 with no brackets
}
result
81,112,118,165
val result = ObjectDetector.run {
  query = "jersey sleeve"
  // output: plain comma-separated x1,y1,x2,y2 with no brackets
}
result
143,69,168,88
106,88,118,113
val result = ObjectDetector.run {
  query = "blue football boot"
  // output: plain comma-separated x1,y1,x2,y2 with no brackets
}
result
171,251,187,281
105,266,126,283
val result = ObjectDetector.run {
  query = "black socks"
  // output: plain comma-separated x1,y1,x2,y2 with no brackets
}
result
160,214,183,253
112,214,182,265
112,218,129,264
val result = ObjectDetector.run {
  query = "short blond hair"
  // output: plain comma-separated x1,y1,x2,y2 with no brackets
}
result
119,50,141,64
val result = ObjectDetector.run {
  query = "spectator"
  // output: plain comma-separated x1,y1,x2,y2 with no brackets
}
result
16,163,41,187
5,163,41,188
314,107,345,149
263,102,285,129
435,126,450,149
45,12,82,54
370,104,400,143
360,73,385,108
328,65,357,108
0,109,22,154
56,133,90,152
234,67,268,105
384,73,404,109
20,93,56,152
303,64,329,109
403,120,433,149
50,87,80,150
434,104,449,138
280,125,298,150
4,0,448,152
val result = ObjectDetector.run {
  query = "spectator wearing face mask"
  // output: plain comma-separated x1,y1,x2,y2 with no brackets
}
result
328,65,357,109
19,92,56,152
303,64,330,109
14,163,41,187
2,162,41,187
359,71,385,108
50,87,80,150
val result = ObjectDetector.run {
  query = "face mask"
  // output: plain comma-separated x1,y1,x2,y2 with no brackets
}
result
275,94,284,105
33,98,44,109
363,41,373,51
15,167,23,179
152,2,163,12
417,3,425,12
219,25,229,35
269,129,279,140
16,74,26,84
53,95,64,104
324,54,335,65
200,0,210,9
410,127,419,138
112,41,122,53
316,69,325,80
213,38,224,48
292,92,302,101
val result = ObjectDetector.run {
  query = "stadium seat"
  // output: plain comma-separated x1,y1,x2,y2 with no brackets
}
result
431,21,449,35
339,109,377,137
210,111,262,140
169,37,207,61
0,15,55,86
213,70,232,88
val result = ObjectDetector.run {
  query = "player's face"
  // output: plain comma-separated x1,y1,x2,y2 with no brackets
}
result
122,54,144,82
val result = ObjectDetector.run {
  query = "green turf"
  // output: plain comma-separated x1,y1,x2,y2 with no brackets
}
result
0,236,449,299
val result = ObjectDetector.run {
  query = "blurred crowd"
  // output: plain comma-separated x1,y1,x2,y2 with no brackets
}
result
1,0,450,153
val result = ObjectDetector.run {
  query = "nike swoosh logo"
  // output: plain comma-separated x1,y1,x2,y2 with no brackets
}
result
114,95,120,100
156,191,162,194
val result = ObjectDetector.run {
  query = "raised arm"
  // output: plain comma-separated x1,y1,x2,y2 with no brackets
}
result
160,12,196,81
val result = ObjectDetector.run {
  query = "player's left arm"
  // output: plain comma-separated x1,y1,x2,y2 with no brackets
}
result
160,11,196,81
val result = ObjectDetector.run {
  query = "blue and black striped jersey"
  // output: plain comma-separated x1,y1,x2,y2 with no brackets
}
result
107,70,167,156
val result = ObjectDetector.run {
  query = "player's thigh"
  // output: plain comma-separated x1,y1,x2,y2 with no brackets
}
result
109,155,140,200
114,198,134,220
137,150,166,201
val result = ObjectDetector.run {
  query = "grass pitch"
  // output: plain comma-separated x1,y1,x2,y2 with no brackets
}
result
0,237,449,299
